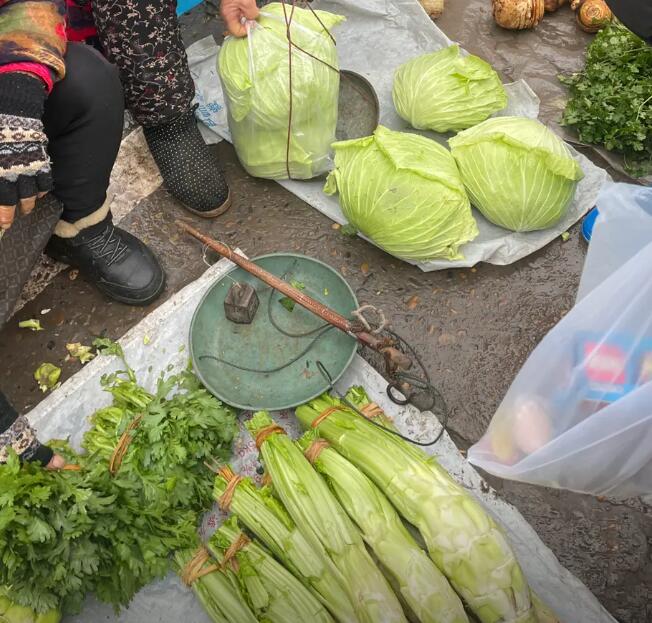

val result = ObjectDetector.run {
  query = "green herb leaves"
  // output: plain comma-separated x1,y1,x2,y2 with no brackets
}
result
0,353,236,615
560,22,652,175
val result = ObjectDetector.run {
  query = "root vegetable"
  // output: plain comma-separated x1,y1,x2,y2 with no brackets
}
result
544,0,566,12
512,398,553,454
419,0,444,19
493,0,545,29
572,0,612,32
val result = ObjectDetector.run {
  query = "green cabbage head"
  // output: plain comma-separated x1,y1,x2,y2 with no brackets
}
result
449,116,584,232
325,126,478,261
392,45,507,133
218,3,344,180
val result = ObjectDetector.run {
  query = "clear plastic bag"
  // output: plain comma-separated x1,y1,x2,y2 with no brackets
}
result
217,3,344,180
577,182,652,300
468,183,652,499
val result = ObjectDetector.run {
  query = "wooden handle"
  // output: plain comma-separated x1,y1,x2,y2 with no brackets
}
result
177,220,354,332
178,221,413,371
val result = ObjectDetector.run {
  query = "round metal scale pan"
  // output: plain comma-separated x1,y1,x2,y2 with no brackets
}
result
337,70,380,141
190,254,358,411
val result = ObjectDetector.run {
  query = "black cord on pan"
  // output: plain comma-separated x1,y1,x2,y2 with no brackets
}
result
316,359,449,447
199,270,334,374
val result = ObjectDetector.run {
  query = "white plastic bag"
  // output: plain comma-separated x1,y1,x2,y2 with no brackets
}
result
577,182,652,300
217,3,344,180
469,184,652,498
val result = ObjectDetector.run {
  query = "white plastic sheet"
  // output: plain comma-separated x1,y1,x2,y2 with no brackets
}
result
27,257,615,622
189,0,609,271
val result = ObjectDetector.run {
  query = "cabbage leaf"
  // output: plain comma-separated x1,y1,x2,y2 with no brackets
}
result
449,116,584,232
325,126,478,261
392,45,507,133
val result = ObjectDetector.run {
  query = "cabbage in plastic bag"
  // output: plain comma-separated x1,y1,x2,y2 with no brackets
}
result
449,116,584,232
218,3,344,180
325,126,478,261
392,45,507,133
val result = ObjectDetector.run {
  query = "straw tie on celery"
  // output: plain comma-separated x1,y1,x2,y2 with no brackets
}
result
108,414,142,475
181,547,221,587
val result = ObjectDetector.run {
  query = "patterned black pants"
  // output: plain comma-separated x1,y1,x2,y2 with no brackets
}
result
91,0,195,127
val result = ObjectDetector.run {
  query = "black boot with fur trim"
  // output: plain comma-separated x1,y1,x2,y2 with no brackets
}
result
143,107,231,218
45,202,165,306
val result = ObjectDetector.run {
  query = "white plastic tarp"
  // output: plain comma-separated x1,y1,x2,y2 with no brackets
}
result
188,0,609,271
26,257,615,623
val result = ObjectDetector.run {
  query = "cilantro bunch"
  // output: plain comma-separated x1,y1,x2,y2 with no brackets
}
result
0,342,237,615
560,22,652,175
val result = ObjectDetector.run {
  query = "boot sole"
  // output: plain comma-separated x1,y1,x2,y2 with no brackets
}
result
183,190,232,219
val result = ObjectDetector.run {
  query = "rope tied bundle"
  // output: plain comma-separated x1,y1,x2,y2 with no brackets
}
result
217,465,244,512
311,406,339,429
109,414,143,475
254,424,287,449
303,438,330,464
360,402,385,421
219,532,251,573
181,547,220,586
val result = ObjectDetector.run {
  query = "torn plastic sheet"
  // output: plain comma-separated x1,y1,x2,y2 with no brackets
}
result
188,0,609,271
25,257,615,623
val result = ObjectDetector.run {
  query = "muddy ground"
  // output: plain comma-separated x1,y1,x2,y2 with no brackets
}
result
0,2,650,621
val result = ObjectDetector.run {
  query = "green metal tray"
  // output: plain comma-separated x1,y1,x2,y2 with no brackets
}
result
190,253,358,411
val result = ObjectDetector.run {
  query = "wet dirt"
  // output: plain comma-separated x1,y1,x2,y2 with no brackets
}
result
0,3,650,621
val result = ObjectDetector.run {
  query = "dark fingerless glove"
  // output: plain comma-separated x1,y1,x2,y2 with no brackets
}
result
0,391,53,466
0,73,52,207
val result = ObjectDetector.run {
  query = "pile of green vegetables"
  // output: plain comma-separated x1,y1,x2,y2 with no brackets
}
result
185,386,558,623
560,21,652,176
0,340,236,617
323,45,585,261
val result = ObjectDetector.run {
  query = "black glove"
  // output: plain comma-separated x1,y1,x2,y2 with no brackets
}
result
0,73,54,223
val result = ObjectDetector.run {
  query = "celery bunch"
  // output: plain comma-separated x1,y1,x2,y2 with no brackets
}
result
174,543,257,623
213,470,357,622
206,518,334,623
245,411,407,623
297,430,469,623
295,392,538,623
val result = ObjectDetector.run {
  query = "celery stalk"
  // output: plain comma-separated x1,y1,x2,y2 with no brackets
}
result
207,518,334,623
297,430,469,623
295,393,538,623
174,547,257,623
213,470,357,623
245,411,407,623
